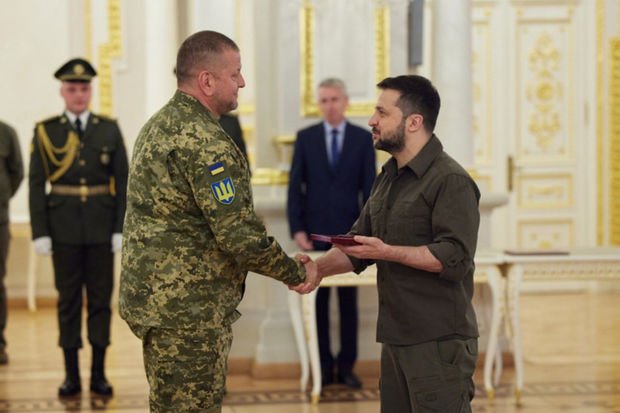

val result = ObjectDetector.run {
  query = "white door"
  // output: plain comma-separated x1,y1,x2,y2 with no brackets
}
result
472,0,596,249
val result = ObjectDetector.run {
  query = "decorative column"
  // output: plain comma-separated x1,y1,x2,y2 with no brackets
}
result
144,0,178,117
431,0,474,167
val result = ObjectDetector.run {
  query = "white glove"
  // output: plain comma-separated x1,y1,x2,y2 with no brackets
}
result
111,233,123,253
33,236,53,256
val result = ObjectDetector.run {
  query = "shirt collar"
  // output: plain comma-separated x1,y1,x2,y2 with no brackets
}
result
173,90,219,123
65,110,90,127
382,134,443,177
323,120,346,136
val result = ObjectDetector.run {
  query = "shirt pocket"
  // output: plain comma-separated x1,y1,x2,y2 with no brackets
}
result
387,199,433,245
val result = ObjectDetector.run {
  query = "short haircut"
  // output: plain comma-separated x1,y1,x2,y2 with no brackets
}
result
175,30,239,86
318,78,348,96
377,75,440,132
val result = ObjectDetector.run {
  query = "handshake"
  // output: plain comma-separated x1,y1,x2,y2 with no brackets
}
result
289,253,321,295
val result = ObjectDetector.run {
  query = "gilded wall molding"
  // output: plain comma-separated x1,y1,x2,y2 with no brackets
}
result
517,218,573,249
596,0,604,244
516,173,572,210
84,0,92,60
97,0,123,116
84,0,123,116
299,1,390,117
516,8,574,163
472,8,493,166
526,33,562,151
610,37,620,244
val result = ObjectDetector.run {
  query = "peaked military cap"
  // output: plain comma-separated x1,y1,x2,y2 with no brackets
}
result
54,58,97,82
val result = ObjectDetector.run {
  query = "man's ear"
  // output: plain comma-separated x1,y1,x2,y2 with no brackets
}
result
406,113,424,133
197,70,214,96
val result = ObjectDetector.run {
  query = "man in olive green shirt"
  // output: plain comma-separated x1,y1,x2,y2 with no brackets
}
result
120,31,317,413
294,75,480,413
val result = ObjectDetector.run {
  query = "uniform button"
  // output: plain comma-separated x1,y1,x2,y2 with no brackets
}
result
80,178,86,184
80,143,85,148
79,160,86,166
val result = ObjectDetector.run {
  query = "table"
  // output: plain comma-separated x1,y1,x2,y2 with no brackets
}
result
503,247,620,404
288,250,506,403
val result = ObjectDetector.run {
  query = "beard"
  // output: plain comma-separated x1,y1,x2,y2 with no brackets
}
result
373,120,406,153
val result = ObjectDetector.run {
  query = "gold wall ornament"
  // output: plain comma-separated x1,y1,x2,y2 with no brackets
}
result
83,0,123,116
516,173,572,210
251,168,290,186
299,1,390,117
472,8,494,166
526,33,563,151
517,218,574,249
97,0,123,116
596,0,604,244
610,38,620,244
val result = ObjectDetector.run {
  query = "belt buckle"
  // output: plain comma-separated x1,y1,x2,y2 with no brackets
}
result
80,185,88,202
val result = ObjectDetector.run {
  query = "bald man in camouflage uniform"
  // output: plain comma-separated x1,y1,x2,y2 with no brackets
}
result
119,31,316,413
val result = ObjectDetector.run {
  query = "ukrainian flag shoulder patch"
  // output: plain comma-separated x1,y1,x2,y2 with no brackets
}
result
208,162,225,176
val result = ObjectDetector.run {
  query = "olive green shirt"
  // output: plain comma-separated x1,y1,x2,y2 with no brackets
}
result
119,91,305,338
349,135,480,345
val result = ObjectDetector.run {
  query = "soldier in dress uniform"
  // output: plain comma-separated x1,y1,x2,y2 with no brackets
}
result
28,58,129,397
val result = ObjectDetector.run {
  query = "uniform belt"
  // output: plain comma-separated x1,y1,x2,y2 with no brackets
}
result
51,184,110,197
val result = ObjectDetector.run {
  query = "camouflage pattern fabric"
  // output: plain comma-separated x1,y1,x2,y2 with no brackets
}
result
144,326,232,412
120,90,305,410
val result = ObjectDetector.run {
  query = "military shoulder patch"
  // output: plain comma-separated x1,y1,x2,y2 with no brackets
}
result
208,162,225,176
211,176,235,205
208,161,235,205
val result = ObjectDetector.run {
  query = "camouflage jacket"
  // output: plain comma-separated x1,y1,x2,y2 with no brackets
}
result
119,90,305,338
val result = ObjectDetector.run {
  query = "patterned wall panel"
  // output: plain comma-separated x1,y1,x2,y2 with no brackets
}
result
518,218,574,249
516,173,573,209
514,6,576,164
472,7,494,167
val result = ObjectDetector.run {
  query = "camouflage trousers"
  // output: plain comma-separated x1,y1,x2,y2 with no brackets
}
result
142,325,233,413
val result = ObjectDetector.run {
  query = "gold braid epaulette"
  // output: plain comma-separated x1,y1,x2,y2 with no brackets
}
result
36,123,80,182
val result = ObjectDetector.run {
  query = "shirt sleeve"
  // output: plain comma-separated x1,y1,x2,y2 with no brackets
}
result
286,132,306,237
28,124,50,239
426,173,480,282
5,125,24,197
179,134,305,286
346,189,376,274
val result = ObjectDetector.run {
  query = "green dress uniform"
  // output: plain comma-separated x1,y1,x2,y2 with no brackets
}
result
120,90,305,412
28,111,128,350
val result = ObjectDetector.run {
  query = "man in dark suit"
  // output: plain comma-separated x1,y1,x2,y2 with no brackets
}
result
287,78,376,388
29,58,129,397
0,119,24,365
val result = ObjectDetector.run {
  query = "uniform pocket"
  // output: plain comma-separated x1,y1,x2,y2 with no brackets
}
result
413,377,466,412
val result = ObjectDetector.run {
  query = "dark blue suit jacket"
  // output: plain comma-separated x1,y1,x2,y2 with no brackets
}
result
287,122,376,245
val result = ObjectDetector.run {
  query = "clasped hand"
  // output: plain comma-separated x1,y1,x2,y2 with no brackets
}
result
289,254,320,294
